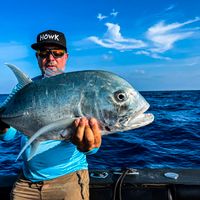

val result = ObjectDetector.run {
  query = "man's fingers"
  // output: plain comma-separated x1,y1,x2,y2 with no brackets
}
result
84,125,95,150
71,117,102,152
89,118,102,148
72,117,86,145
74,118,80,127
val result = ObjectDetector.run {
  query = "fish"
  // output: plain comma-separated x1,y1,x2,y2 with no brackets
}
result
0,64,154,160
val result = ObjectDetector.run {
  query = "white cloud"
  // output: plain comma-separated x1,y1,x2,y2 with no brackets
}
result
87,23,146,50
97,13,107,21
149,53,171,60
135,50,150,56
165,4,175,11
146,17,200,53
81,16,200,60
149,31,192,53
184,56,200,66
110,9,118,17
104,23,123,41
134,69,145,74
148,17,199,35
102,54,113,61
135,50,171,60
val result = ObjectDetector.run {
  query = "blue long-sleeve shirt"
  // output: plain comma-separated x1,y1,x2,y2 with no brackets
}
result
0,127,98,182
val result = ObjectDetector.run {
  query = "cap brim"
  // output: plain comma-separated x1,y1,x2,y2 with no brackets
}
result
31,41,66,51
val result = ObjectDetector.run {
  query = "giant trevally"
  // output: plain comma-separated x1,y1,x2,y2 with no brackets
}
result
0,64,154,160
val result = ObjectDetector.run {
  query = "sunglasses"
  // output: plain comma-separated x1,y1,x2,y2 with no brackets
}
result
37,49,65,58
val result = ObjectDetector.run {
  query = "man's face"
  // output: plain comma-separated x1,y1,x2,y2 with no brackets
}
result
36,45,68,76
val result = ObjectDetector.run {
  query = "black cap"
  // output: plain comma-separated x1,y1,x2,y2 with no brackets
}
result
31,30,67,51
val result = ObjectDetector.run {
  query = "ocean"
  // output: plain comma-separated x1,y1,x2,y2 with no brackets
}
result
0,90,200,176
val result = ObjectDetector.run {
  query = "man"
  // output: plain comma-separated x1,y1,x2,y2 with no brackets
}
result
0,30,102,200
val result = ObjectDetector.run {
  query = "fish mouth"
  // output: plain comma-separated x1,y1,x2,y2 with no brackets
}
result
103,103,154,134
115,103,154,131
125,112,154,130
125,101,154,125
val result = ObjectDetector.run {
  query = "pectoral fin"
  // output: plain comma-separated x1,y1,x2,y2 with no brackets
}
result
28,141,40,161
16,118,77,161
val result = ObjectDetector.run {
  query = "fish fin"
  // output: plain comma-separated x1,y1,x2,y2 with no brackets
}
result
0,63,33,110
16,118,77,161
16,140,40,161
5,63,32,87
0,84,25,109
27,141,40,161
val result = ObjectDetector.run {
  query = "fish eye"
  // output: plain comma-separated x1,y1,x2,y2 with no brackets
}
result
114,91,127,102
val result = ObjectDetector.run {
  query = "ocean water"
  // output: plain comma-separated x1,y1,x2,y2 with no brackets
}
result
0,90,200,176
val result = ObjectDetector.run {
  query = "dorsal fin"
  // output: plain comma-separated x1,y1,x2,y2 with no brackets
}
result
5,63,32,87
0,64,33,109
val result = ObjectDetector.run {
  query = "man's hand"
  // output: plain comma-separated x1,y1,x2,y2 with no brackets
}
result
0,120,10,134
71,117,102,152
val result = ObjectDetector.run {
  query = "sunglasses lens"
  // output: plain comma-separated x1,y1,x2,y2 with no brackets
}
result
38,51,48,58
38,49,65,58
51,50,65,58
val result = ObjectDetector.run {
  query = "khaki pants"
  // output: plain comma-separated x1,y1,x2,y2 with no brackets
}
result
10,170,89,200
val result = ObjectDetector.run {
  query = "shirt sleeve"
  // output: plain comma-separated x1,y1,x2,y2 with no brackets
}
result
0,127,17,141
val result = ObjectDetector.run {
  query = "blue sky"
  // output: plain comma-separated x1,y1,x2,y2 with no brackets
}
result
0,0,200,93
